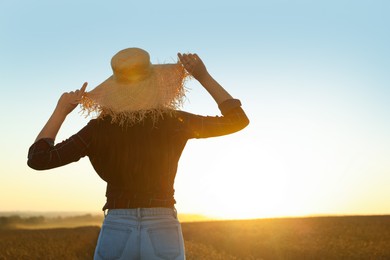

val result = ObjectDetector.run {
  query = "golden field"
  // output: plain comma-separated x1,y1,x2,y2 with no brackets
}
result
1,215,390,259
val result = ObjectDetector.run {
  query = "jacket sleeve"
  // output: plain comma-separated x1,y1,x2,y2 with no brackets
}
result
27,120,95,170
179,99,250,139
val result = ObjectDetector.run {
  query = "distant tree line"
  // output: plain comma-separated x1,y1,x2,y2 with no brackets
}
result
0,215,45,228
0,214,103,229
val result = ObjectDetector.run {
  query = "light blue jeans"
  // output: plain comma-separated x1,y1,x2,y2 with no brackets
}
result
94,208,185,260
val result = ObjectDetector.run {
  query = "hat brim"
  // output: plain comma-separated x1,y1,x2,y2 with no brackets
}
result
81,63,188,124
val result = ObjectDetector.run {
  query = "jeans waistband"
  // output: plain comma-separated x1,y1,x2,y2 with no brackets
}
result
107,207,177,218
103,198,176,211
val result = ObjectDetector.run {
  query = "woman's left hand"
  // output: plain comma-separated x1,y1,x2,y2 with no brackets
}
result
178,53,209,81
56,82,88,116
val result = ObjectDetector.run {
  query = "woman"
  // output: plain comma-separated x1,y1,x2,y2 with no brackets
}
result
28,48,249,260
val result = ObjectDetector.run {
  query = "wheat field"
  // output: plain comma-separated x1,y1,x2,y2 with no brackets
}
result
1,216,390,259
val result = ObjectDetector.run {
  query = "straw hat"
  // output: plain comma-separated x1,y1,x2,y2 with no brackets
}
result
81,48,189,125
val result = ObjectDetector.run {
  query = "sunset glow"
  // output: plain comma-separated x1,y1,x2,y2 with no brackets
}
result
1,0,389,220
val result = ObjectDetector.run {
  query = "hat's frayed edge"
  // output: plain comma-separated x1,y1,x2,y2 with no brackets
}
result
80,66,190,126
102,108,176,126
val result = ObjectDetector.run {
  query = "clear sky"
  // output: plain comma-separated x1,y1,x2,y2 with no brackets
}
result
1,0,389,219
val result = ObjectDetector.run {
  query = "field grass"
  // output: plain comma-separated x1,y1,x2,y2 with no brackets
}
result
1,215,389,259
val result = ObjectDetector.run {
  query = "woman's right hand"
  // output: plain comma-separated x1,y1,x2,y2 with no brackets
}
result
56,82,88,116
178,53,209,81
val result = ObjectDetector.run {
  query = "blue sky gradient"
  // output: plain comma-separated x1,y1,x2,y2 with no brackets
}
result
1,0,389,218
